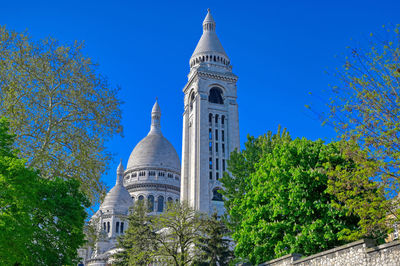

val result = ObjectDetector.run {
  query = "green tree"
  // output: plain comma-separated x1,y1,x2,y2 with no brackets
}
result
0,118,90,265
220,129,361,264
152,202,205,266
0,26,122,203
194,213,234,266
322,24,400,235
113,200,156,266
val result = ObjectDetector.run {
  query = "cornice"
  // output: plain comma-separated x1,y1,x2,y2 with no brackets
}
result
124,167,180,176
197,69,238,82
125,182,180,193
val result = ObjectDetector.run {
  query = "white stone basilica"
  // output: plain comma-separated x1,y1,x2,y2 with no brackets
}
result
80,9,239,265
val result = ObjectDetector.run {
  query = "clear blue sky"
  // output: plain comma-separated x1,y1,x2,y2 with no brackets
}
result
1,0,399,191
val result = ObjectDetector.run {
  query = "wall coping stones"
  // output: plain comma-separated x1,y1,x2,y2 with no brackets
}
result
259,239,400,266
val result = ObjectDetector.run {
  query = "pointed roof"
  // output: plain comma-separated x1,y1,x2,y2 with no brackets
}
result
149,99,162,135
191,9,228,59
116,159,124,180
152,98,161,114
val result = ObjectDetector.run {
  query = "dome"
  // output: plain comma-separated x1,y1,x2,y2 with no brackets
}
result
100,162,133,214
127,133,180,171
126,100,180,172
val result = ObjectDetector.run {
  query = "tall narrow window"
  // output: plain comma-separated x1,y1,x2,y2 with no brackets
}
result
209,113,213,123
216,172,219,180
116,221,120,233
107,222,110,233
222,130,225,141
216,143,219,153
121,222,124,234
223,159,225,171
209,172,212,180
222,143,225,153
216,158,219,170
209,141,212,152
209,128,212,140
215,129,218,140
190,93,195,111
209,158,213,169
215,114,219,124
103,222,106,231
222,115,225,125
148,195,154,212
158,196,164,212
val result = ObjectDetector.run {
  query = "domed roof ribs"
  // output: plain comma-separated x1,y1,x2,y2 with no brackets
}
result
191,9,229,61
149,99,162,135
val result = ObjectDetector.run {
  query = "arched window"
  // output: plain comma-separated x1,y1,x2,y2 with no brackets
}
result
157,196,164,212
215,114,219,124
107,221,110,233
189,92,195,111
103,222,106,231
209,113,213,123
212,188,223,201
209,87,224,104
221,115,225,125
121,222,124,233
116,221,119,233
148,195,154,212
168,197,173,203
138,195,144,201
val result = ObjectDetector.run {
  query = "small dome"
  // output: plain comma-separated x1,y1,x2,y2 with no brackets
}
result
127,100,180,172
100,184,132,214
100,164,133,214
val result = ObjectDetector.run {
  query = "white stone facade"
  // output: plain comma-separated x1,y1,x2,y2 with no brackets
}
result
80,9,238,265
180,9,240,215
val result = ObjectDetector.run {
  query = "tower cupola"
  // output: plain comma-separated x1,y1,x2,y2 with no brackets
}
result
190,9,231,69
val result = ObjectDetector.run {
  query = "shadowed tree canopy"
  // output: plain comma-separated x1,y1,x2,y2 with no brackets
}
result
0,118,90,265
152,202,205,266
0,26,122,203
113,200,156,266
220,129,364,264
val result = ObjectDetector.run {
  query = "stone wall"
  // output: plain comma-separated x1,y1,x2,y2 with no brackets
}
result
260,239,400,266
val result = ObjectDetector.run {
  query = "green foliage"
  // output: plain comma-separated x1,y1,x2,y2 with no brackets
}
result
152,202,205,266
194,213,234,266
220,129,361,264
0,26,122,204
113,200,156,266
326,24,400,233
326,140,389,241
0,117,90,265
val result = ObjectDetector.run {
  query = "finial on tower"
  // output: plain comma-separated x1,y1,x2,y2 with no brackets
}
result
203,9,215,32
149,99,162,135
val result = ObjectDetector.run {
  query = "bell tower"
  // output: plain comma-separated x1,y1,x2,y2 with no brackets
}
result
181,9,239,215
